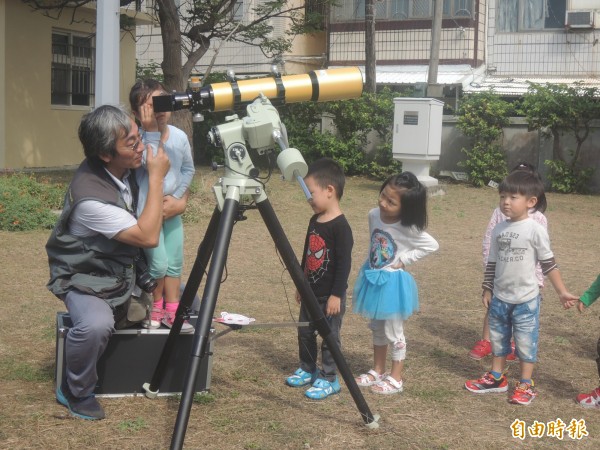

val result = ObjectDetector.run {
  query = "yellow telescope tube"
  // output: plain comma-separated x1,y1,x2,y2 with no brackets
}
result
209,67,364,112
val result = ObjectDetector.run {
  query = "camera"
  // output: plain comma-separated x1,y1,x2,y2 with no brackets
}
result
134,252,158,294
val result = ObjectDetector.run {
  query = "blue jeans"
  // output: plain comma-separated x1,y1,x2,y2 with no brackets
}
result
488,295,540,363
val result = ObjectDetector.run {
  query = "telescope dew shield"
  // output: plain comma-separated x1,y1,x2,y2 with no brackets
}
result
212,67,363,111
153,67,363,114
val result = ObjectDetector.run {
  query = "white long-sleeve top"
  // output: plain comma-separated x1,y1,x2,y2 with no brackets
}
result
367,208,439,270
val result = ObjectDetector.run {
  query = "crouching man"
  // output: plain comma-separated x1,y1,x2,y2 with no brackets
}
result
46,105,178,420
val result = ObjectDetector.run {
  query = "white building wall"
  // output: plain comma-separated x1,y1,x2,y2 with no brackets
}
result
136,0,286,77
487,0,600,77
328,1,485,66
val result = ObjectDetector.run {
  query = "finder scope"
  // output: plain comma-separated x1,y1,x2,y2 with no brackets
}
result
152,67,363,114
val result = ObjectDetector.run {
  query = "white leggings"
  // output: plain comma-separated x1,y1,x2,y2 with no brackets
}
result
369,318,407,361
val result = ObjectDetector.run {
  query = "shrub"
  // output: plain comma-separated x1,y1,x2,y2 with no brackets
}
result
459,143,507,187
279,87,400,178
0,174,66,231
456,92,512,187
545,159,593,194
367,141,403,180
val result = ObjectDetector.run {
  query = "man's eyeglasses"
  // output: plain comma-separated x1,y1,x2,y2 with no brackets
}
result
128,135,143,152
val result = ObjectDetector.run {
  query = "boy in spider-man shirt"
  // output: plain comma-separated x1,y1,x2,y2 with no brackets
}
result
285,157,353,400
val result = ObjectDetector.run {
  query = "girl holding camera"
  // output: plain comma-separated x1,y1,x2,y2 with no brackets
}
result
129,79,195,332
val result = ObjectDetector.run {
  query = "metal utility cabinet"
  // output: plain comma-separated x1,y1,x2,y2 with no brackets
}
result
392,98,444,187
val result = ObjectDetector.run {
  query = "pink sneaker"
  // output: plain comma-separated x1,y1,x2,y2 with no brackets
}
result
468,340,491,360
142,307,164,329
162,311,195,334
576,387,600,408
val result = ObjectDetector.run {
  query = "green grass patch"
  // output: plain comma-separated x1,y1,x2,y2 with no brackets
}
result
193,392,215,404
0,173,66,231
0,356,52,382
231,369,259,383
117,417,148,432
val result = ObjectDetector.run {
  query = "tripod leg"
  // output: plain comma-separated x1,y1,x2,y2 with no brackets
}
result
171,188,240,450
143,207,221,397
257,198,378,426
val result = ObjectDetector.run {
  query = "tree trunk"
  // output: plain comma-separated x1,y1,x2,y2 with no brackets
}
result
157,0,193,148
552,128,562,162
428,0,443,93
572,125,589,168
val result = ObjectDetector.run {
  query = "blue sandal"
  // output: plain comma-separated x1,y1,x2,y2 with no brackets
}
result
305,377,341,400
286,368,318,387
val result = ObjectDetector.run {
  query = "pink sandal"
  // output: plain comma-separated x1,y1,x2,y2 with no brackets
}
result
355,369,385,387
371,375,403,395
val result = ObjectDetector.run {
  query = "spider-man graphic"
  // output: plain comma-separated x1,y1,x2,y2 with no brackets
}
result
305,232,329,284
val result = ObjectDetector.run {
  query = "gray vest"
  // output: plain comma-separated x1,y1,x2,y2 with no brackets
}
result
46,160,139,308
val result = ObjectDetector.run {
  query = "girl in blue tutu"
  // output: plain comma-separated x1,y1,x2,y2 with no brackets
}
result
353,172,439,394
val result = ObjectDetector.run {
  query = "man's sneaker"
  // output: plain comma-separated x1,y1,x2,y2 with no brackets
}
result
468,340,492,360
142,307,164,329
465,372,508,394
506,341,518,361
576,387,600,408
56,380,105,420
162,311,194,334
509,381,537,405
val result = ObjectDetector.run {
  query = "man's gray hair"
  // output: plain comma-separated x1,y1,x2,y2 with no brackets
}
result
78,105,133,162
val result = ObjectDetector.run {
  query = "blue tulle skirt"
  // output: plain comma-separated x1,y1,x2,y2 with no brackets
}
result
352,262,419,320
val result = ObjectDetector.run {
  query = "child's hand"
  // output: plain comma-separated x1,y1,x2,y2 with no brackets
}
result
146,142,170,182
482,290,492,308
139,102,158,131
326,296,341,316
558,291,578,309
577,300,586,313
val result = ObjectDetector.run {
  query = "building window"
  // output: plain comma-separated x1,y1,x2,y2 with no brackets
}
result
497,0,566,32
51,31,95,107
306,0,327,29
232,0,244,22
331,0,473,22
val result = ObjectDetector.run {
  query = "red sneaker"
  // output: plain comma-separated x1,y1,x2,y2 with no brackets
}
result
465,372,508,394
509,381,537,405
506,341,518,361
468,340,491,360
576,387,600,409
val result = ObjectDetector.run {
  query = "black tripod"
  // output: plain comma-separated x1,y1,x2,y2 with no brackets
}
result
143,97,379,450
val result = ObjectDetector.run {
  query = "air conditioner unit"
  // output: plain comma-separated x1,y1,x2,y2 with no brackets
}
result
565,10,594,29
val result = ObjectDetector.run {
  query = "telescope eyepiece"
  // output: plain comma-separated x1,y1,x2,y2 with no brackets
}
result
152,94,176,113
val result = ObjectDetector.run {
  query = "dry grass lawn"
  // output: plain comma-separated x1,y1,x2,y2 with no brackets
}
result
1,167,599,449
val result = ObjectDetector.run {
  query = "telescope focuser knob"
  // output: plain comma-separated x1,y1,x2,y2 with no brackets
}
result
189,76,202,89
207,128,221,147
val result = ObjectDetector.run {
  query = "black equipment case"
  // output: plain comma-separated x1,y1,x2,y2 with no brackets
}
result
55,312,213,397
